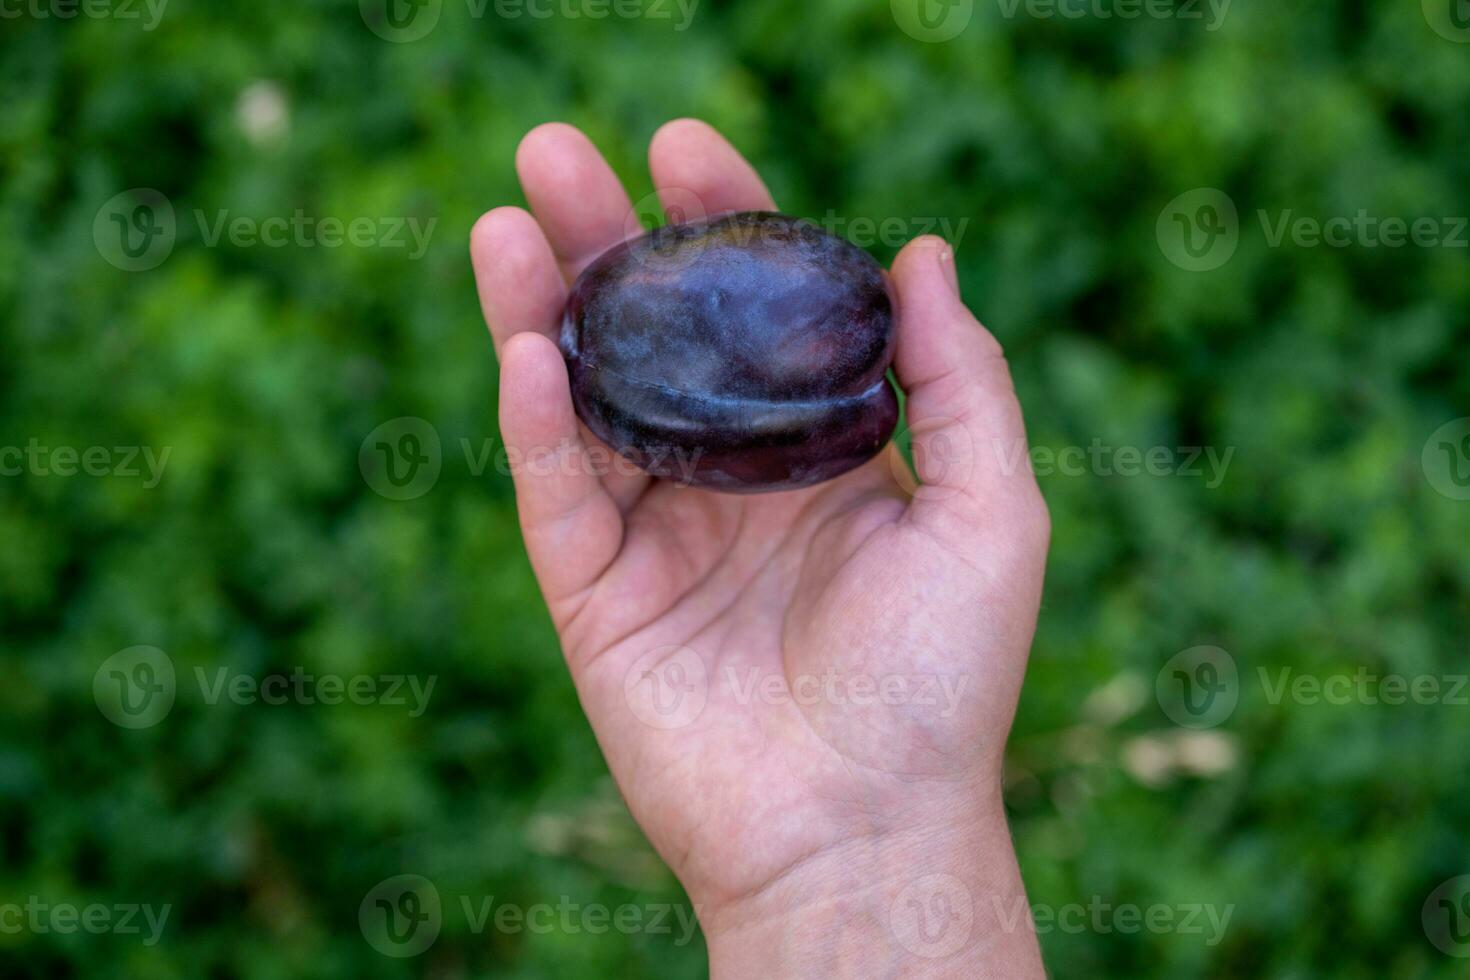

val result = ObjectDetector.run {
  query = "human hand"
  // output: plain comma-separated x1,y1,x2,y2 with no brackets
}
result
470,119,1050,978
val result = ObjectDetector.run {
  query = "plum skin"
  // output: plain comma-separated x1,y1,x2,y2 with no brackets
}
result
560,211,899,494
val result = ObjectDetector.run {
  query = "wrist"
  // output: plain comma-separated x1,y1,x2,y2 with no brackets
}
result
699,794,1044,979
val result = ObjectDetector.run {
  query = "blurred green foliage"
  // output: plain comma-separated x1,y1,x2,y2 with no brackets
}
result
3,0,1469,976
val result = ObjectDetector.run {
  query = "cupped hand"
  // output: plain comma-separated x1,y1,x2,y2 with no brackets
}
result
470,119,1049,978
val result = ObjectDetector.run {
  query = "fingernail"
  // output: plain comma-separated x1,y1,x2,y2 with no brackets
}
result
936,243,960,298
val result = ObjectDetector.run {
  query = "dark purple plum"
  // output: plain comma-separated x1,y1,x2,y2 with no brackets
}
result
560,211,899,493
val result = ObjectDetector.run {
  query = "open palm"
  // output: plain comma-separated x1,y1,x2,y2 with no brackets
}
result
471,120,1049,974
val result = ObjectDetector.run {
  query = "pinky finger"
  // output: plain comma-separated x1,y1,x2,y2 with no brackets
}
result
499,332,624,622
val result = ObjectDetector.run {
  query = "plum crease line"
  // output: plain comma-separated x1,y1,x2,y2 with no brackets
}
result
569,359,893,413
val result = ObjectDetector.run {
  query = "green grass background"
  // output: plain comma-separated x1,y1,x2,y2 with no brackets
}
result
3,0,1469,976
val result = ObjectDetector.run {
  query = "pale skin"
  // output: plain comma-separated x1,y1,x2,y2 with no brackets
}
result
470,119,1051,978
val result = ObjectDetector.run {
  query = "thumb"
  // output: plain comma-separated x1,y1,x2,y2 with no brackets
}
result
889,236,1050,554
